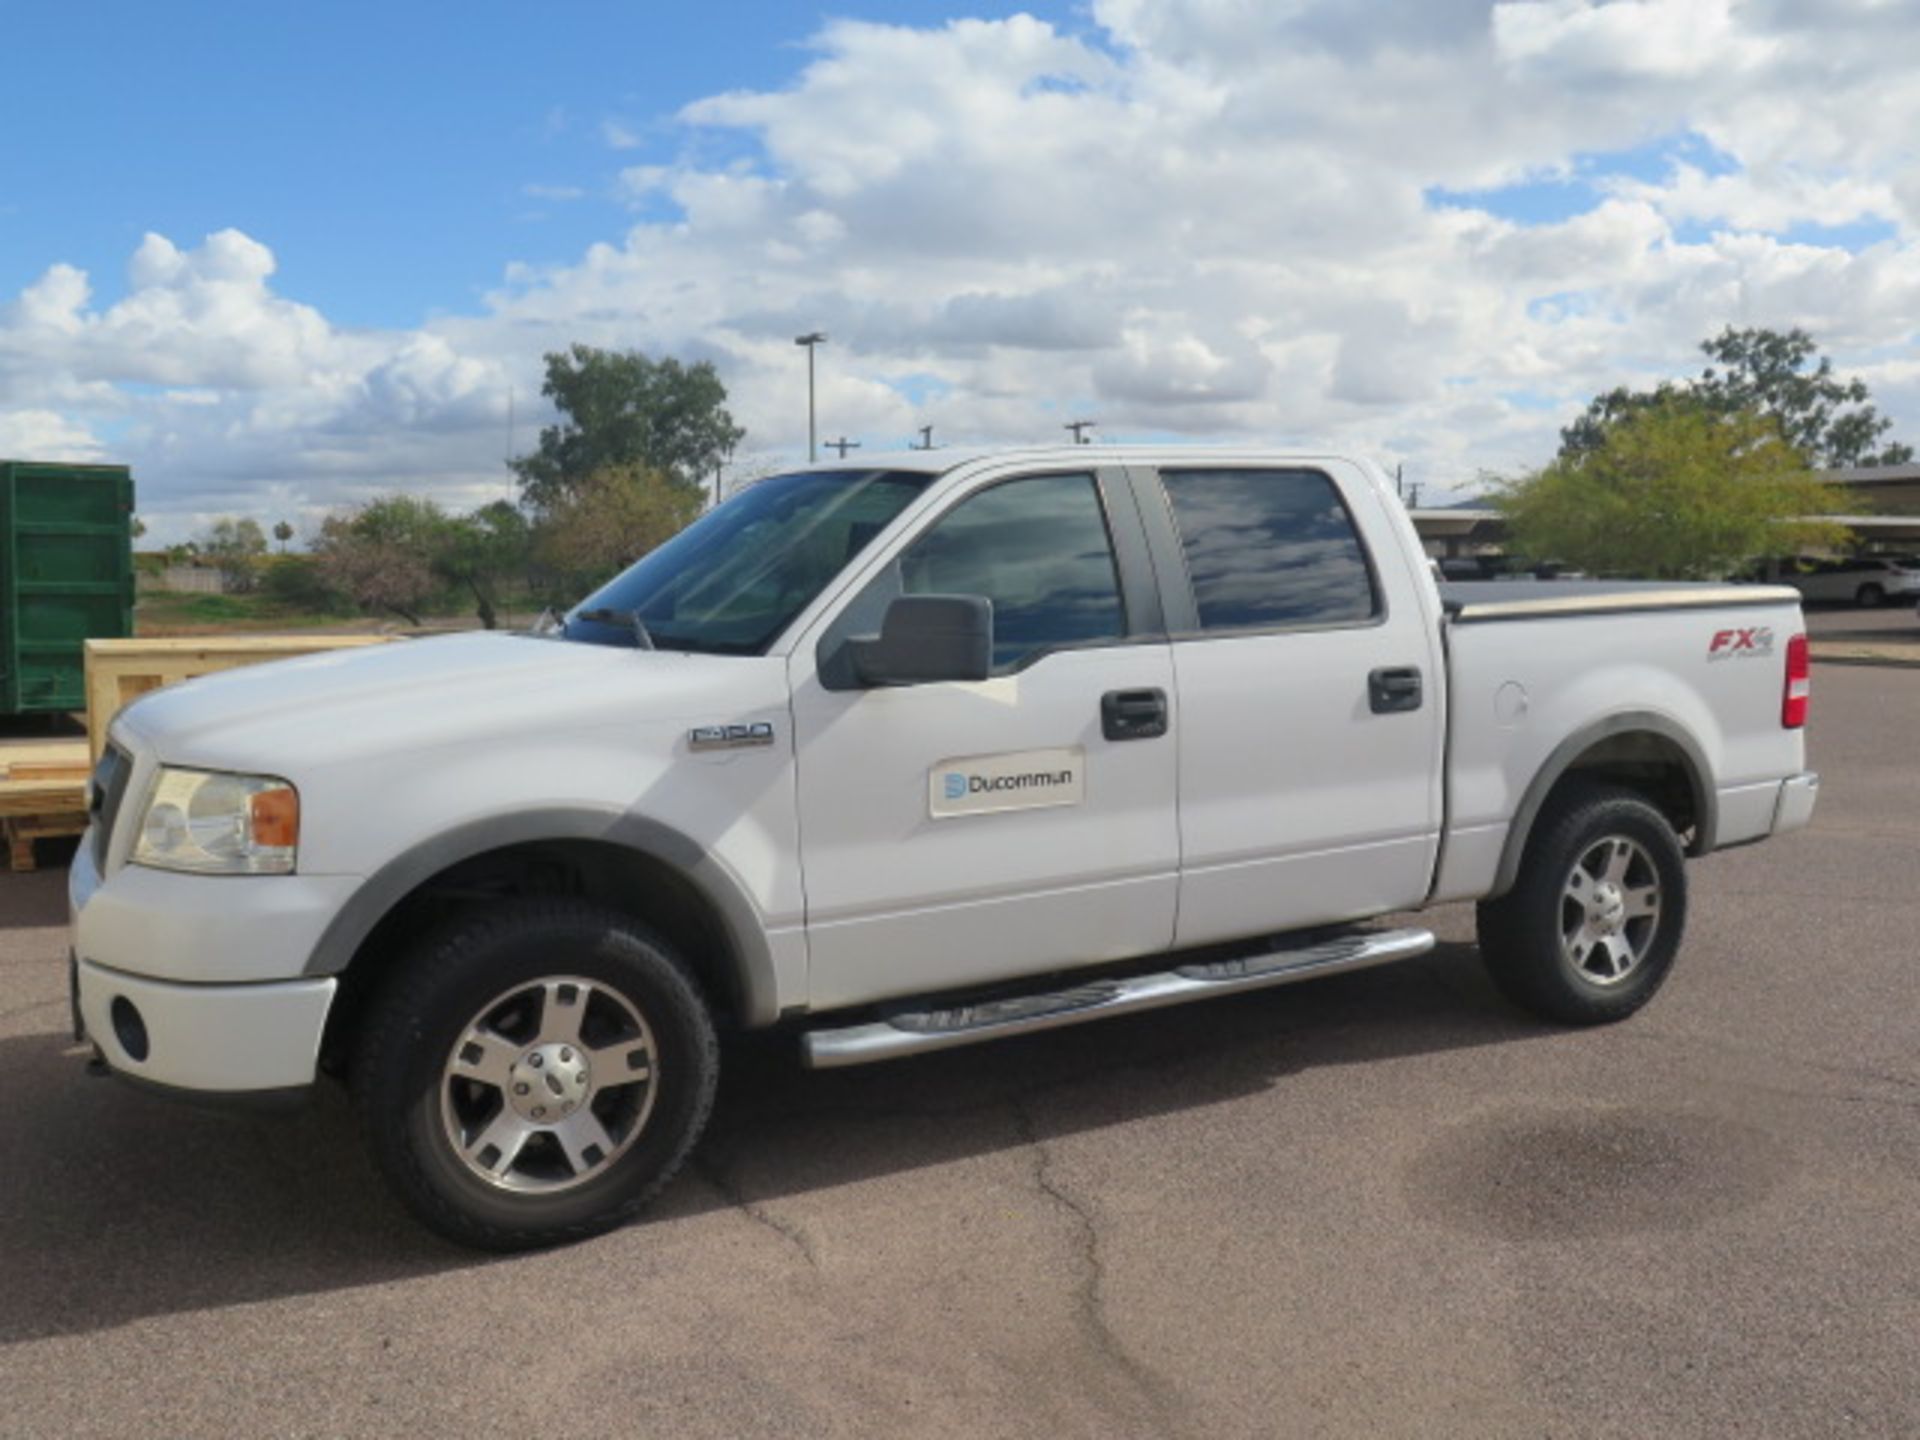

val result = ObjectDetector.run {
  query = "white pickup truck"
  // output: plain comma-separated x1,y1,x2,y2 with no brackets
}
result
69,447,1819,1248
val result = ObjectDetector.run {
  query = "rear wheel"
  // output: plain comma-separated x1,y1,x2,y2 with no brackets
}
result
1857,583,1886,607
1476,781,1687,1025
353,899,718,1250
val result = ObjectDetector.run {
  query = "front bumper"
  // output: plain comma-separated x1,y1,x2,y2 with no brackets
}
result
76,957,336,1093
69,833,351,1094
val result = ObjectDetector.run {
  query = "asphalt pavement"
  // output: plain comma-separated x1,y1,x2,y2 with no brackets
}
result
0,664,1914,1438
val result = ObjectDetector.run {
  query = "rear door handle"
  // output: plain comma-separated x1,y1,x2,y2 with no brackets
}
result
1102,688,1168,741
1368,667,1423,714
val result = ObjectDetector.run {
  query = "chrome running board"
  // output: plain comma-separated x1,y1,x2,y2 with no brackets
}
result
800,926,1436,1069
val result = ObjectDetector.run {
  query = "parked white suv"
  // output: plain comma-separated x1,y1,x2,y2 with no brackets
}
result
1774,555,1920,608
69,447,1820,1248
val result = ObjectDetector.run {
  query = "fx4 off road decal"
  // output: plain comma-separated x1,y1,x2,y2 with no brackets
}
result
929,747,1084,819
1707,626,1775,661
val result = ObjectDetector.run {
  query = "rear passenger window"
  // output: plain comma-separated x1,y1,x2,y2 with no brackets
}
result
1160,469,1378,630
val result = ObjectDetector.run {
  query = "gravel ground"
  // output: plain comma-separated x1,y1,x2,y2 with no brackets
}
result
0,665,1914,1439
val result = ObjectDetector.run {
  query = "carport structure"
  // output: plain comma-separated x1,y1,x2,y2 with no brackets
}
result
1409,462,1920,560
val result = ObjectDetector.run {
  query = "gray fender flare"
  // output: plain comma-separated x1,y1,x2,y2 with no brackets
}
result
302,808,784,1026
1489,712,1716,900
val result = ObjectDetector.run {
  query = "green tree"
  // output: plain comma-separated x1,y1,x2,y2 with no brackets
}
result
1502,399,1850,579
532,463,703,602
439,500,531,630
201,517,268,593
259,553,352,615
511,344,743,511
1561,327,1912,468
312,496,455,625
273,520,295,552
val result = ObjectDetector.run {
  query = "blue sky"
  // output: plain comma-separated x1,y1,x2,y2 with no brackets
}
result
1,0,1076,326
2,1,1914,535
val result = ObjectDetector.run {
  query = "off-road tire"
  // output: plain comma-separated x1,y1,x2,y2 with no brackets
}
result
353,899,718,1250
1476,781,1688,1026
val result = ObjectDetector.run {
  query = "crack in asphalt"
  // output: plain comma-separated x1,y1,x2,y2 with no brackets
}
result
691,1153,821,1271
1009,1095,1186,1436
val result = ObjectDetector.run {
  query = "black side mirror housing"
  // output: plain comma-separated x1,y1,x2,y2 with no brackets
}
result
848,594,993,687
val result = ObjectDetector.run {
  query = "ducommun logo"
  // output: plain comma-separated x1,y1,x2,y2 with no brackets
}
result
945,767,1075,798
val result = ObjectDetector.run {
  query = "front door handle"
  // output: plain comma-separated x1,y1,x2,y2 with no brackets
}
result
1368,666,1423,714
1102,688,1168,741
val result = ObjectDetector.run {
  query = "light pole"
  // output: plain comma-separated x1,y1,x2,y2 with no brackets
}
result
1065,419,1096,444
794,332,827,463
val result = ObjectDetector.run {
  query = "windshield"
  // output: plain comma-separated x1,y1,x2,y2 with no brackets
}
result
559,468,935,652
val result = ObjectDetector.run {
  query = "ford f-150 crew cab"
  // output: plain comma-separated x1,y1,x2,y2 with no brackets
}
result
68,447,1820,1248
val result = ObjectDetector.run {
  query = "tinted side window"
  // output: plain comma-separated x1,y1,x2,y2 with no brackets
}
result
899,474,1126,671
1160,469,1378,630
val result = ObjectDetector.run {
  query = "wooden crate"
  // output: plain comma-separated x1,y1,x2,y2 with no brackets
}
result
84,635,394,761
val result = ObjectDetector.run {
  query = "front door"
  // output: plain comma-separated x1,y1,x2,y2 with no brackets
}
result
788,468,1179,1012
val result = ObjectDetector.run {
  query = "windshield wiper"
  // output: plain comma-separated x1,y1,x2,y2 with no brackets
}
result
574,607,656,650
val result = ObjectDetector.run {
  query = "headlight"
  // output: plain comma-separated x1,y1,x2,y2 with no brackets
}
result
133,768,300,875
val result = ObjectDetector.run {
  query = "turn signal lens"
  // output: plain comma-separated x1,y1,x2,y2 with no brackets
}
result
249,786,300,848
1782,633,1810,729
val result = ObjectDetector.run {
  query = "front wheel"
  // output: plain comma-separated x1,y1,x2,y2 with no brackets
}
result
1856,583,1885,608
1476,781,1687,1025
353,900,718,1250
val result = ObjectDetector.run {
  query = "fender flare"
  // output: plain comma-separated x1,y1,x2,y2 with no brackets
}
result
1489,712,1716,900
301,808,784,1026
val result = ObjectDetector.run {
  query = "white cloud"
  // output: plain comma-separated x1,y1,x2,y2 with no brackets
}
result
3,3,1918,541
0,409,103,461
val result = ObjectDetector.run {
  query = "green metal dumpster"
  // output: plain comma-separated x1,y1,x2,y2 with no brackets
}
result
0,461,136,715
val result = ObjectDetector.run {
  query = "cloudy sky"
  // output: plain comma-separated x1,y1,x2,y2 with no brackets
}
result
3,0,1916,542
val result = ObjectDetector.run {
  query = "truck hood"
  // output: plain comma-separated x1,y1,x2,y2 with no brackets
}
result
111,632,778,774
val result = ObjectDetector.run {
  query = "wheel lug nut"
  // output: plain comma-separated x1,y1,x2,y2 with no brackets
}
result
529,1055,544,1068
560,1047,572,1062
533,1105,546,1118
514,1083,530,1096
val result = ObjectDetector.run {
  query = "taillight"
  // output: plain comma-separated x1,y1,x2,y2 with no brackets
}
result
1782,633,1809,729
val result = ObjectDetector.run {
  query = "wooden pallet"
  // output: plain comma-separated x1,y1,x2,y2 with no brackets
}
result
0,738,90,841
84,634,394,760
3,811,86,872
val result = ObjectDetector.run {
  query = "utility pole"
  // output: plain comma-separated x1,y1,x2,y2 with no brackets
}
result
1064,420,1096,444
825,437,860,460
794,332,827,463
913,425,934,450
1407,483,1422,509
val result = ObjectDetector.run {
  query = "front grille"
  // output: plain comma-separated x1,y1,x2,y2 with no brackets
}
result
88,743,132,872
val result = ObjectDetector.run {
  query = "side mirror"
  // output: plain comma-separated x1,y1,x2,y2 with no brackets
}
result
848,594,993,687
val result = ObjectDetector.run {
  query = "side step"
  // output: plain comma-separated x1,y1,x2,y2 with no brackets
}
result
800,926,1435,1069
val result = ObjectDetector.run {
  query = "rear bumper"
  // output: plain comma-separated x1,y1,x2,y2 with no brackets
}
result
1771,771,1819,837
75,957,336,1093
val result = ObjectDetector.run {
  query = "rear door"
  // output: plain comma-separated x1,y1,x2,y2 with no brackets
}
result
788,466,1180,1011
1132,461,1446,948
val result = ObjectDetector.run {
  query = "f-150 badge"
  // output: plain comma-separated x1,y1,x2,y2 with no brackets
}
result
689,722,775,750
